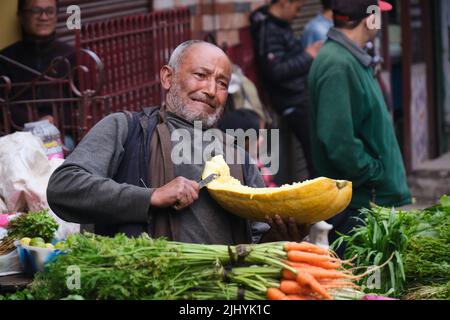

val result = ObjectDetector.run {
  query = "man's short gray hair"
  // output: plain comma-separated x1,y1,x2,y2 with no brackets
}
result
168,40,223,71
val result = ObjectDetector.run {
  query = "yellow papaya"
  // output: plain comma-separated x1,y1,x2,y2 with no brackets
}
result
202,155,352,224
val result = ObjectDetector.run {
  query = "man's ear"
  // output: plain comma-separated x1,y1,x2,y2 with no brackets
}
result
160,65,174,90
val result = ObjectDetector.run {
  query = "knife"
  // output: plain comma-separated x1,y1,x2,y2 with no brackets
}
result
198,174,219,189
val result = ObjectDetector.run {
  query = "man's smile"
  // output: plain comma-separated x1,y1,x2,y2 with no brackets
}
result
191,98,216,110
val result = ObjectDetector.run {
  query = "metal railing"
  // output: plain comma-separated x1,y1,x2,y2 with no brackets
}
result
75,7,191,134
0,49,104,143
1,7,191,143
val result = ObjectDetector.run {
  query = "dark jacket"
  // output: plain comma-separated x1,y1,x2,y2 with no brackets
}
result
0,32,75,129
250,5,313,113
47,107,270,244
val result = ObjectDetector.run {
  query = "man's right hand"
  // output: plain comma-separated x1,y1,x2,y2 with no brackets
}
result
305,41,324,59
150,177,200,211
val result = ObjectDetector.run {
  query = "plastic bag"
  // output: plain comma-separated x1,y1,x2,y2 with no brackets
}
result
24,119,64,160
0,249,22,276
0,196,7,213
309,221,333,249
0,132,79,239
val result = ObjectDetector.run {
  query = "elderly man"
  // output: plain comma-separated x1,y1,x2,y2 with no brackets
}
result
47,40,309,244
0,0,74,129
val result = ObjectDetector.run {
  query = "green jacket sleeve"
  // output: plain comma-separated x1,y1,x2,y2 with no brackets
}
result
314,67,385,188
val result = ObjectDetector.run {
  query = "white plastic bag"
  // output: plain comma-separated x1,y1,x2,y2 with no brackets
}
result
0,196,6,213
0,249,22,276
0,132,79,239
310,221,334,249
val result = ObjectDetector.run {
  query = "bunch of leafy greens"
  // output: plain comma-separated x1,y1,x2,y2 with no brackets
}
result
333,195,450,299
6,209,58,242
2,233,292,300
401,196,450,299
332,207,409,296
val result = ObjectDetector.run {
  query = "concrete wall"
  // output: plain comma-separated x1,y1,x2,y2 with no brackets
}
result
0,0,21,50
153,0,268,46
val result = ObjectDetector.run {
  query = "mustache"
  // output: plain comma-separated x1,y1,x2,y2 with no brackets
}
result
190,94,218,109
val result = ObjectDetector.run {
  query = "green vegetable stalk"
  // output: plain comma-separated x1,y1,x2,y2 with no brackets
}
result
333,195,450,299
8,233,295,300
7,209,58,242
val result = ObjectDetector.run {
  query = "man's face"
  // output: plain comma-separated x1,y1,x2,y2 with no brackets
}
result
20,0,58,38
282,0,306,23
163,44,232,128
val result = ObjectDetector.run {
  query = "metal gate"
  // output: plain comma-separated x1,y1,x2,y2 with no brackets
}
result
75,8,191,137
1,7,191,143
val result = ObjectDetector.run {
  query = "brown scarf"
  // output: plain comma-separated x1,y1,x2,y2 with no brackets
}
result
147,109,247,242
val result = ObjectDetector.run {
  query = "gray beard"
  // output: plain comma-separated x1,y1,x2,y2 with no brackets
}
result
165,83,224,129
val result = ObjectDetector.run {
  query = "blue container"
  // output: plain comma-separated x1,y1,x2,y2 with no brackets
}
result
15,241,65,275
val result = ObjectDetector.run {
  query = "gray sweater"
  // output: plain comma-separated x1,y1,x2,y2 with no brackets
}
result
47,113,270,244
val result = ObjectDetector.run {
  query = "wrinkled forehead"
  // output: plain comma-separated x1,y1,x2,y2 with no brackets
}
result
181,43,232,78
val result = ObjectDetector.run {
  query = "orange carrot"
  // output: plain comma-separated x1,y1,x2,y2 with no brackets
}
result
319,279,358,286
284,260,341,271
267,288,289,300
288,251,339,265
319,280,359,289
280,280,310,295
296,272,333,300
313,260,343,270
284,242,330,255
282,268,298,281
282,262,353,280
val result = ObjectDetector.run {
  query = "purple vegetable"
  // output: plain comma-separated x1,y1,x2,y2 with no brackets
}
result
362,295,398,300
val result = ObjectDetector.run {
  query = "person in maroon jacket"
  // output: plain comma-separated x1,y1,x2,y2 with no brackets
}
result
0,0,75,133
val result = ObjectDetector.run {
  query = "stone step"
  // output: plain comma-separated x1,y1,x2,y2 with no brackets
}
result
407,152,450,205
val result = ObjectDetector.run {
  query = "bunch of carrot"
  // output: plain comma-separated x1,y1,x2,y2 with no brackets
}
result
267,242,360,300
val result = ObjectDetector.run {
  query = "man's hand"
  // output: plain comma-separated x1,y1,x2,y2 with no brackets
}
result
150,177,200,210
261,215,311,242
305,41,324,59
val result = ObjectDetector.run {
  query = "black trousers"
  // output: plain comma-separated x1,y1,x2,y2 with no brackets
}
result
326,207,362,258
283,106,317,178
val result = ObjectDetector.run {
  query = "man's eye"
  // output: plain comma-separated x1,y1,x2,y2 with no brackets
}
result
218,81,228,88
194,73,206,79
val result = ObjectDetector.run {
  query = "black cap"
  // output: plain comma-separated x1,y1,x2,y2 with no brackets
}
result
331,0,392,22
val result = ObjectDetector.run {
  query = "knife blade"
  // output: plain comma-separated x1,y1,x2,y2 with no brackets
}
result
198,174,218,189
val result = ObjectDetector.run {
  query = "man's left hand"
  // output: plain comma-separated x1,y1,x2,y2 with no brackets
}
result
261,215,310,243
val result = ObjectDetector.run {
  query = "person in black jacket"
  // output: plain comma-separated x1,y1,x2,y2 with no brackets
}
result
0,0,75,131
250,0,322,178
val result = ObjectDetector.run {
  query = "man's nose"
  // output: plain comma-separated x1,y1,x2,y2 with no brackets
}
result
39,12,51,20
203,79,217,98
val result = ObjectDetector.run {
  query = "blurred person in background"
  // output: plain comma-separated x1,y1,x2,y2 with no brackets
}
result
250,0,323,179
301,0,334,48
0,0,75,150
219,109,278,188
308,0,411,256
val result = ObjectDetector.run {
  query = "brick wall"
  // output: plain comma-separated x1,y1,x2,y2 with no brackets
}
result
153,0,268,47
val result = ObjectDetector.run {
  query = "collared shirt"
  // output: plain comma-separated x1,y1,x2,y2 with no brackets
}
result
326,28,373,67
301,14,334,48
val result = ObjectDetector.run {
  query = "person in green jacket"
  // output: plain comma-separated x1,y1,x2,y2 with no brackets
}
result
308,0,411,252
